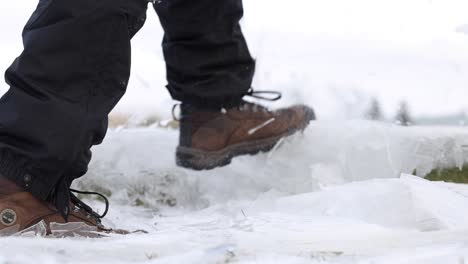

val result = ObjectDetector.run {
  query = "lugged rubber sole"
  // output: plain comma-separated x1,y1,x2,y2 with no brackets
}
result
176,107,315,170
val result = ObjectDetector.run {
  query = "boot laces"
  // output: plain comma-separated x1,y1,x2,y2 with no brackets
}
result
171,89,282,119
246,89,282,101
239,89,282,113
69,189,109,221
172,103,182,121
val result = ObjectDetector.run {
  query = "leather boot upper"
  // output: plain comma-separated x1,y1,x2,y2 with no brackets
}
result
179,101,315,152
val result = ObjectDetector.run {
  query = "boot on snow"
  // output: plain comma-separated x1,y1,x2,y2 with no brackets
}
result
0,175,128,237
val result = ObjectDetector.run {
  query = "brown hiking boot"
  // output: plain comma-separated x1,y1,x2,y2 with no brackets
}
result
176,98,315,170
0,176,127,237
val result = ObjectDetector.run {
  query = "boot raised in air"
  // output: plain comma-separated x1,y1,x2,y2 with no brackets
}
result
176,91,315,170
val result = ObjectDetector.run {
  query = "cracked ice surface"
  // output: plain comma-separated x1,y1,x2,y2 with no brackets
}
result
2,122,468,263
80,121,468,210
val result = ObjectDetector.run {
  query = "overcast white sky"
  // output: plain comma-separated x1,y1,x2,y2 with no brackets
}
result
1,0,468,118
246,0,468,40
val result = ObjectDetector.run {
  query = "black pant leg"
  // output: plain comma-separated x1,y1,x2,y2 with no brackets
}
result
154,0,255,108
0,0,147,202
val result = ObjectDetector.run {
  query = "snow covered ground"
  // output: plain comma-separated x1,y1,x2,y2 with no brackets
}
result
2,122,468,263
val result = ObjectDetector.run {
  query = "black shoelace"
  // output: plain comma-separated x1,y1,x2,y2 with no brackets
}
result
246,89,282,101
171,89,282,120
69,189,109,220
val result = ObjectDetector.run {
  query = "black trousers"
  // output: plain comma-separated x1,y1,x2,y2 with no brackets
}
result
0,0,255,207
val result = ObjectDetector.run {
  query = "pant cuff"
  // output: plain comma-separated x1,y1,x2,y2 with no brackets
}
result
0,149,54,200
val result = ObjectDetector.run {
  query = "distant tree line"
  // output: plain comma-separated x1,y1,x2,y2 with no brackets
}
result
364,97,412,126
